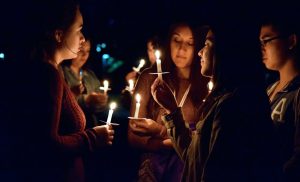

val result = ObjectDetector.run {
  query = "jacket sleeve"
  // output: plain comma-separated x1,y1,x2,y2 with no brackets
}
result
162,108,192,161
284,88,300,180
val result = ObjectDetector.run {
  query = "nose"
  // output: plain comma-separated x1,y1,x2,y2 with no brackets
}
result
179,42,188,51
80,32,85,44
198,48,203,57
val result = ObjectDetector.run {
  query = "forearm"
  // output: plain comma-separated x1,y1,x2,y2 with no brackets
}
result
162,108,191,160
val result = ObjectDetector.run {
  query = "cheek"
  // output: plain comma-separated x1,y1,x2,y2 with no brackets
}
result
170,44,177,60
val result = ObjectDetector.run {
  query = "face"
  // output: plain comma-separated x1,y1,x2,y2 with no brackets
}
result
198,30,214,77
147,41,156,64
170,25,194,69
260,25,290,71
71,40,91,68
60,8,85,60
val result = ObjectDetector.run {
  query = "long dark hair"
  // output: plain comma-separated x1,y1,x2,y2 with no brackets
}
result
163,22,209,108
28,0,79,62
209,20,266,95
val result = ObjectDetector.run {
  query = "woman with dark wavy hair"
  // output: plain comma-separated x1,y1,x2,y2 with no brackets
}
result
128,22,208,181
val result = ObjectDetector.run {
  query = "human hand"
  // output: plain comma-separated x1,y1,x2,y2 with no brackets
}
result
129,118,164,137
125,71,137,82
86,92,108,111
70,83,85,97
151,78,178,113
93,125,114,146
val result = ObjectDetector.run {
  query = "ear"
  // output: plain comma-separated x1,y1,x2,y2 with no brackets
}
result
288,34,297,50
54,30,63,43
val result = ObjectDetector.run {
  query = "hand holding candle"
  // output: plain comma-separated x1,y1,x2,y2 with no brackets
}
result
134,93,141,118
155,50,163,80
106,102,117,126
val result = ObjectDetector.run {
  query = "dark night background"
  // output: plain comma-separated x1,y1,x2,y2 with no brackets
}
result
0,0,299,181
0,0,291,95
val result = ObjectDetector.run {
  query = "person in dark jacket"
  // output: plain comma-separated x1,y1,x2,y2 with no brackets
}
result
151,22,279,181
260,15,300,181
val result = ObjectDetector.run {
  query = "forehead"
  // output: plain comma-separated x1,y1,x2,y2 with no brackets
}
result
172,25,193,38
260,24,280,37
69,8,83,29
206,30,214,41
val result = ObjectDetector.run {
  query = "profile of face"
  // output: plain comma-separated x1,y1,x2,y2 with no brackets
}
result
260,25,291,71
198,30,214,77
147,41,156,65
58,8,85,60
170,25,194,69
71,40,91,68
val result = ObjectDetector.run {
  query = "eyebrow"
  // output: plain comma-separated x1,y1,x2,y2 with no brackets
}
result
172,33,194,40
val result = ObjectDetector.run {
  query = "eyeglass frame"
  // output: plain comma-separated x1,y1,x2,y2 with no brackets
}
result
260,35,287,47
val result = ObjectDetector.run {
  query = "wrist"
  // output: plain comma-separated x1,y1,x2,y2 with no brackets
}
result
165,107,181,121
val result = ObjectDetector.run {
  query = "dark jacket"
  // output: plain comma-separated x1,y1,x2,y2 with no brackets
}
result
163,86,279,182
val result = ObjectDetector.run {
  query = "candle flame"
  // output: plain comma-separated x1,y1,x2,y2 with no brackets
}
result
139,59,145,67
128,79,134,90
110,102,117,110
135,93,141,103
155,50,161,59
208,80,214,91
103,80,109,88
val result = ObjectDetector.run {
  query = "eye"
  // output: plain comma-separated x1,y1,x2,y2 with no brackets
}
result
187,42,194,46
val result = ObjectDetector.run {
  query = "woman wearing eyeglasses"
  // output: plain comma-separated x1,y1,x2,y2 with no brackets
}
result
260,15,300,181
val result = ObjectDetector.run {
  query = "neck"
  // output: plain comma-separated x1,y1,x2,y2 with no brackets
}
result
278,58,300,84
176,67,190,79
70,64,81,74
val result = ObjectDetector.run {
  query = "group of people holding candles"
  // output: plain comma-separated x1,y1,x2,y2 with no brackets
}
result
1,0,300,182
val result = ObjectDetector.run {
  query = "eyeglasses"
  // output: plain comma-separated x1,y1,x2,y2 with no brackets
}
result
260,35,284,47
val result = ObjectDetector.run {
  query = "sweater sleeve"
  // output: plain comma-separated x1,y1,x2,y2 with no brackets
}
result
42,64,99,155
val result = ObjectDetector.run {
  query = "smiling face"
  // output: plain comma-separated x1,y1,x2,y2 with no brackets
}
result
170,25,195,69
198,30,214,77
259,24,290,71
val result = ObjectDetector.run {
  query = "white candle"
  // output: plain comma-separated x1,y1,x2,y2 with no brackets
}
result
208,80,214,93
134,94,141,118
100,80,110,94
106,102,117,125
79,70,83,84
128,79,134,92
155,50,162,80
137,59,145,72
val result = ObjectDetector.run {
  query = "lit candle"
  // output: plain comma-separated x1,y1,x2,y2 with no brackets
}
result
100,80,110,94
134,93,141,118
79,69,83,84
133,59,146,72
155,50,162,80
128,79,134,92
208,80,214,93
106,102,117,125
